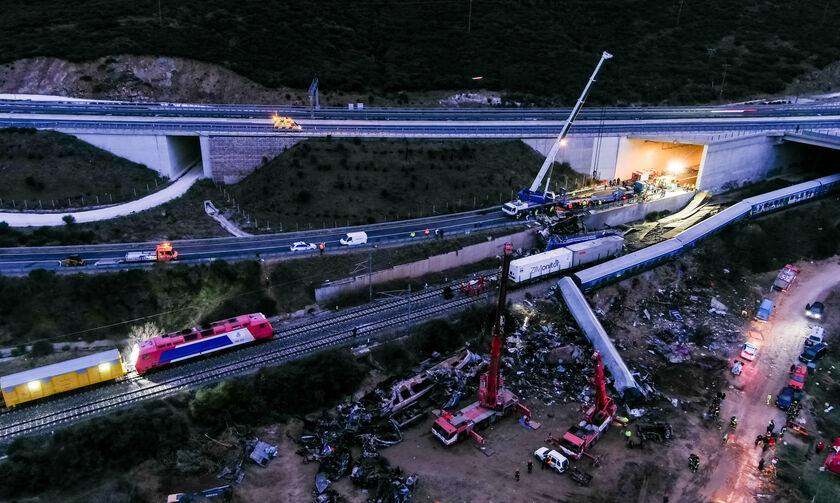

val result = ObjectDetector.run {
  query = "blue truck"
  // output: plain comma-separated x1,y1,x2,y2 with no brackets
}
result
755,299,775,322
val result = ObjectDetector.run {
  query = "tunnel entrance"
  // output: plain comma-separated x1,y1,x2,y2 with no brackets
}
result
166,135,201,178
615,138,705,190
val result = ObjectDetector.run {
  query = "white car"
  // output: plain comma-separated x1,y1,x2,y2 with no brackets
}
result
534,447,569,474
740,342,758,361
289,241,317,252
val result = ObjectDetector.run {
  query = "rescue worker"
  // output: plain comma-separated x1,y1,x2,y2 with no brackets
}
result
527,460,533,474
766,394,772,405
515,468,520,482
816,441,826,453
758,458,765,471
625,430,633,446
778,426,786,439
755,435,763,447
767,419,775,433
424,228,430,238
688,453,699,473
319,242,325,256
790,364,796,374
410,231,416,238
730,416,738,429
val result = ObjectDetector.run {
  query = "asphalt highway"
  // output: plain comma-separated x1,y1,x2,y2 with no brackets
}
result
2,99,839,121
0,208,520,274
2,114,840,138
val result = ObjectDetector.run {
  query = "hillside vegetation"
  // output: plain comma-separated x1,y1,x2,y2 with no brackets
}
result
0,128,166,209
228,138,564,231
1,1,838,104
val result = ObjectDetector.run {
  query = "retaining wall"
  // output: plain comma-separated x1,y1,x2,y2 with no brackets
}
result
583,191,696,229
314,228,537,303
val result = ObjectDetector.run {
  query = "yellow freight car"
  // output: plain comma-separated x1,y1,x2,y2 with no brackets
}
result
1,349,126,408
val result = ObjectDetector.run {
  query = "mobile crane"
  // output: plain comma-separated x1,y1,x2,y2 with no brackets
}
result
502,51,613,218
547,351,617,461
431,243,531,445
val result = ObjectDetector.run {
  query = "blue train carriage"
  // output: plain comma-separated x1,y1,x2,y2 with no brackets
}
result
817,173,840,193
672,201,751,248
1,349,126,408
572,239,682,291
742,176,838,217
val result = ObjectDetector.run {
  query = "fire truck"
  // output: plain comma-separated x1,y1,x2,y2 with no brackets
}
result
432,244,531,445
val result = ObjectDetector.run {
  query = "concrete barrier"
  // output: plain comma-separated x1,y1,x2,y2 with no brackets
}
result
314,228,537,303
583,191,696,229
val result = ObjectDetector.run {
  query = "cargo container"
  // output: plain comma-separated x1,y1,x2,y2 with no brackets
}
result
509,235,624,284
566,235,625,268
1,349,126,408
509,248,573,284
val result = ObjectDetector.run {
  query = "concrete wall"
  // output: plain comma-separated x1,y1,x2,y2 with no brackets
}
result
698,134,778,191
583,191,696,229
314,229,537,303
206,136,303,184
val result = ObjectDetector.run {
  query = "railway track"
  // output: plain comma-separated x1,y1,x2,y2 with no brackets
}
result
0,289,490,442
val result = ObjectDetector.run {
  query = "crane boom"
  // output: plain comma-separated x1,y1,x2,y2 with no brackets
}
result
528,51,613,193
479,243,513,409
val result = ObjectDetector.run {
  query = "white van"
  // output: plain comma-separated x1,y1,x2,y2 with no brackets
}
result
340,231,368,246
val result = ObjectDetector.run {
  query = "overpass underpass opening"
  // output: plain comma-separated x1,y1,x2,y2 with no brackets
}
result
166,135,201,178
615,138,705,189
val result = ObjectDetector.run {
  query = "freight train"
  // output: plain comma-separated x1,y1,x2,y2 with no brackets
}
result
571,173,840,291
0,313,272,408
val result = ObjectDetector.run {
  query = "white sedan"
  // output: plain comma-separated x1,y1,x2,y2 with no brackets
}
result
740,342,758,361
289,241,317,252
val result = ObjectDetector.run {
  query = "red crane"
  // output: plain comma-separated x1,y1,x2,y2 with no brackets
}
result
479,243,512,408
432,243,531,446
584,351,617,425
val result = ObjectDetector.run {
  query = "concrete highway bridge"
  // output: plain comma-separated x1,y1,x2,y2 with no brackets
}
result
2,100,840,190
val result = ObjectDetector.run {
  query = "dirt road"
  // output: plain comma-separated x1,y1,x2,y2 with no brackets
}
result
697,257,840,502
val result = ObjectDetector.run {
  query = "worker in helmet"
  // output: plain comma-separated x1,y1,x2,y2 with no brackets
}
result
730,416,737,429
688,453,699,472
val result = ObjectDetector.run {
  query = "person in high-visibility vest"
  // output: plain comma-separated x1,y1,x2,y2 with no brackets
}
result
319,242,325,255
425,228,430,237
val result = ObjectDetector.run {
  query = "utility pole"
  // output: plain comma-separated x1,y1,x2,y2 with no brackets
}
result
368,253,373,301
467,0,473,33
407,283,412,335
676,0,685,26
719,63,730,99
158,0,163,27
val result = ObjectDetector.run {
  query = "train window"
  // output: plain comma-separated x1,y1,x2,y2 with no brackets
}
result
184,334,197,342
142,354,149,360
259,323,267,328
227,318,238,323
201,329,213,337
181,328,192,335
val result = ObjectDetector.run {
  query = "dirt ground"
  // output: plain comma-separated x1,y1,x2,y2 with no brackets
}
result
123,257,840,503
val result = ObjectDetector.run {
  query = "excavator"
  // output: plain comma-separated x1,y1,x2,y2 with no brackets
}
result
431,243,531,445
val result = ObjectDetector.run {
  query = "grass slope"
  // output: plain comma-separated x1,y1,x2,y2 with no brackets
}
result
2,1,838,104
0,139,563,245
0,128,165,209
229,138,573,231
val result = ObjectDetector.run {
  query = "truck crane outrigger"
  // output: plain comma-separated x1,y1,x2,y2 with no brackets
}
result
502,51,613,218
432,243,531,445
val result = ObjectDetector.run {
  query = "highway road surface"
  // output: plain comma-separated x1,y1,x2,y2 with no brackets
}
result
0,208,521,275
